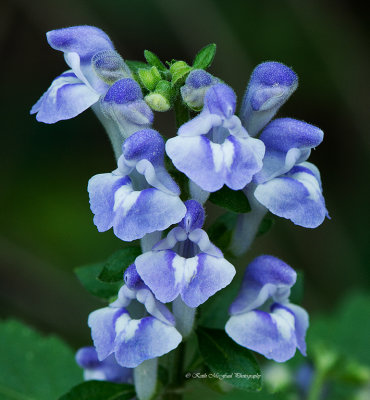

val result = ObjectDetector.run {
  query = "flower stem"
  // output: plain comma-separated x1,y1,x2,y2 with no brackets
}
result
164,342,185,400
307,368,325,400
230,184,267,256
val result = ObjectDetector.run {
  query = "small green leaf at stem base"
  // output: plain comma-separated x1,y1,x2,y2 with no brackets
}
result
197,327,262,391
59,381,135,400
208,186,251,213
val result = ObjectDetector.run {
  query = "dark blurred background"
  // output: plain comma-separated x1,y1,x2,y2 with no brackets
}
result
0,0,369,353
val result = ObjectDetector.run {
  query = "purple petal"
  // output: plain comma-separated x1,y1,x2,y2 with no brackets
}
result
114,316,182,368
223,135,265,190
112,187,186,241
240,62,298,136
254,167,328,228
286,303,309,356
88,307,127,361
178,200,205,232
226,306,297,362
229,255,296,315
136,287,176,326
181,253,236,308
30,71,99,123
88,173,131,233
166,135,223,191
177,112,222,137
135,250,181,303
204,84,236,119
181,69,220,110
76,347,133,384
76,346,100,368
47,25,114,64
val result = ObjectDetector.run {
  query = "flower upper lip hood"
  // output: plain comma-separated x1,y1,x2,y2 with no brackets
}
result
46,26,114,64
225,255,309,363
254,117,324,184
240,61,298,137
166,83,265,192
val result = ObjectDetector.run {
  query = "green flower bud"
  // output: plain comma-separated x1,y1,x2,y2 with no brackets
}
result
145,80,173,112
138,66,162,91
170,61,193,86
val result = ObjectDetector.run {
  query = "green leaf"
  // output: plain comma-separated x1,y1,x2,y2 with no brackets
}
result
125,60,149,73
207,212,238,251
144,50,166,71
209,186,251,213
193,44,217,69
0,319,82,400
99,247,142,283
59,381,135,400
75,263,121,300
197,327,262,391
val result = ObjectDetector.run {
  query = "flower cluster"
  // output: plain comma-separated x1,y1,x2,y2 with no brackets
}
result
32,25,328,395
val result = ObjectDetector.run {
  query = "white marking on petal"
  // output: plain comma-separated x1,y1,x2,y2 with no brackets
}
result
173,255,186,285
291,172,321,201
172,255,198,285
115,313,141,341
272,308,295,340
183,257,198,284
113,185,140,216
209,142,223,173
222,139,235,170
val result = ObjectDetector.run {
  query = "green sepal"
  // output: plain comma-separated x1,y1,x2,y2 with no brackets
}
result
208,186,251,213
197,327,262,391
98,247,142,283
74,263,121,300
125,60,150,84
144,50,167,71
138,66,162,91
145,80,173,112
193,43,217,69
170,61,193,87
59,381,135,400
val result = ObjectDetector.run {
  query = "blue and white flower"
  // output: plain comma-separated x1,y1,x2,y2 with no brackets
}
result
31,26,116,123
180,69,219,110
88,265,182,368
88,128,186,241
135,200,236,308
76,346,133,383
240,61,298,137
166,83,265,192
252,118,328,228
225,255,308,363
